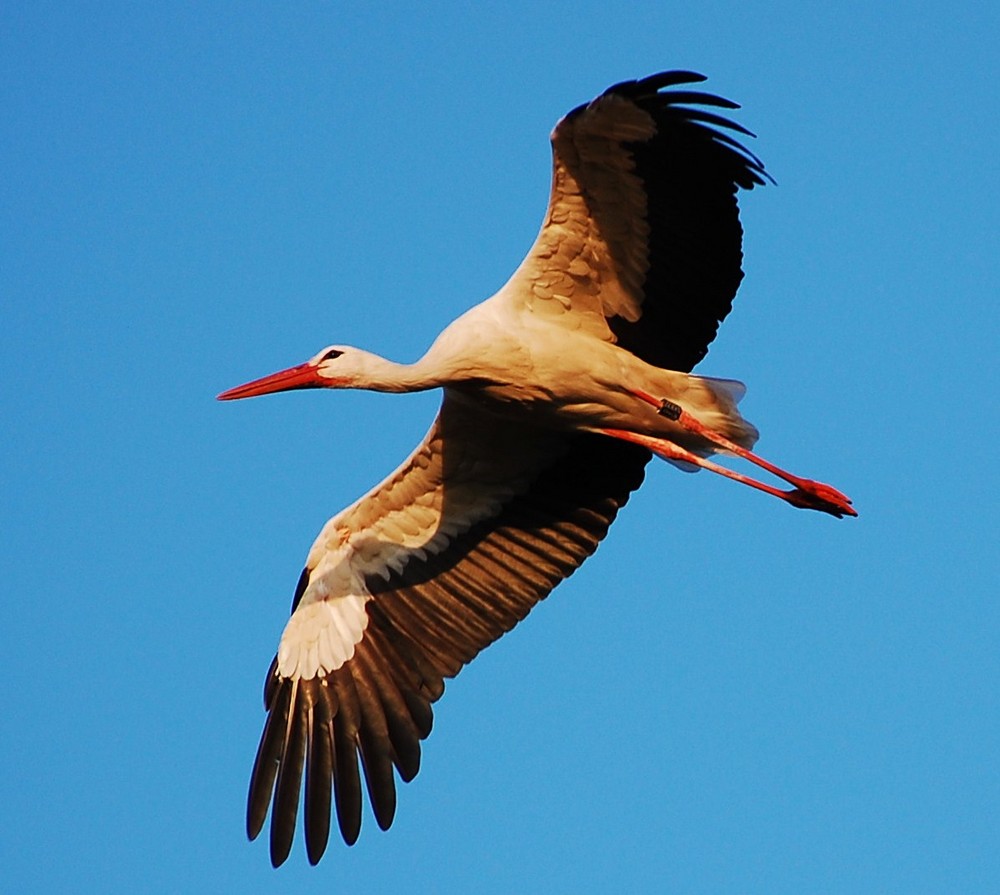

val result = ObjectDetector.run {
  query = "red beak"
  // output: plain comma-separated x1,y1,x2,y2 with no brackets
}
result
217,362,324,401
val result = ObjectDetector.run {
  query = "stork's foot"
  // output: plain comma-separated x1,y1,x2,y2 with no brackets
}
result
781,479,857,518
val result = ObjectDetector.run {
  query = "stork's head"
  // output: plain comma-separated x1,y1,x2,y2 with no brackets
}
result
217,345,377,400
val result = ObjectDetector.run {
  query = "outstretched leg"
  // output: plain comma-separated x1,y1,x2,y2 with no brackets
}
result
603,420,856,518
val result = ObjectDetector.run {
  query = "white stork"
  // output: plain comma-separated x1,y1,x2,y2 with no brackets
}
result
219,71,856,866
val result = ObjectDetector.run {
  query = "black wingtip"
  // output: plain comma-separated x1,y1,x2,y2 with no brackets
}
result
571,71,774,189
642,70,708,89
600,70,706,101
655,90,741,111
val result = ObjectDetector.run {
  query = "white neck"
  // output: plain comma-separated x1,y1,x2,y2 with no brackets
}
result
358,354,444,393
322,348,452,394
331,312,498,393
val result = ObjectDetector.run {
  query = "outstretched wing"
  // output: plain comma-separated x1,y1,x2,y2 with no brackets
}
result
248,395,649,865
499,70,769,374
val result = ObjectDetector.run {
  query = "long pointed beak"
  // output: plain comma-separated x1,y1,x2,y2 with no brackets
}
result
217,362,324,401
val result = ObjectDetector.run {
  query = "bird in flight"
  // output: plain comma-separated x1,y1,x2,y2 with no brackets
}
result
219,70,856,866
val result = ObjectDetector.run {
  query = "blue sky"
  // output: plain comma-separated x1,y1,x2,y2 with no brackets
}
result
3,2,998,892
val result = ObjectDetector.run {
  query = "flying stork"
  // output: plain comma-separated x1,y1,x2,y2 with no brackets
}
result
219,70,856,866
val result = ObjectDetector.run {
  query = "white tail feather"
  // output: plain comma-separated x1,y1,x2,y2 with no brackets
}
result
684,375,759,451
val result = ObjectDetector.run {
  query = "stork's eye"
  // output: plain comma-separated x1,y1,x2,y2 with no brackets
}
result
321,349,343,361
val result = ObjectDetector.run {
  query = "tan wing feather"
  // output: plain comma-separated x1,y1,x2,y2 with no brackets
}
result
498,91,654,336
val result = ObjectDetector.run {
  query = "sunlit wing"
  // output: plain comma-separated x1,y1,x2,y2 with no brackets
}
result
498,70,769,373
248,394,649,865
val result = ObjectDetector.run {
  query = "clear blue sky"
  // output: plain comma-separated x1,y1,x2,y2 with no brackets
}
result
3,3,998,892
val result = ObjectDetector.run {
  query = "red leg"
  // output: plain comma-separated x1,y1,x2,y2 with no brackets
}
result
601,427,857,518
624,389,856,517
